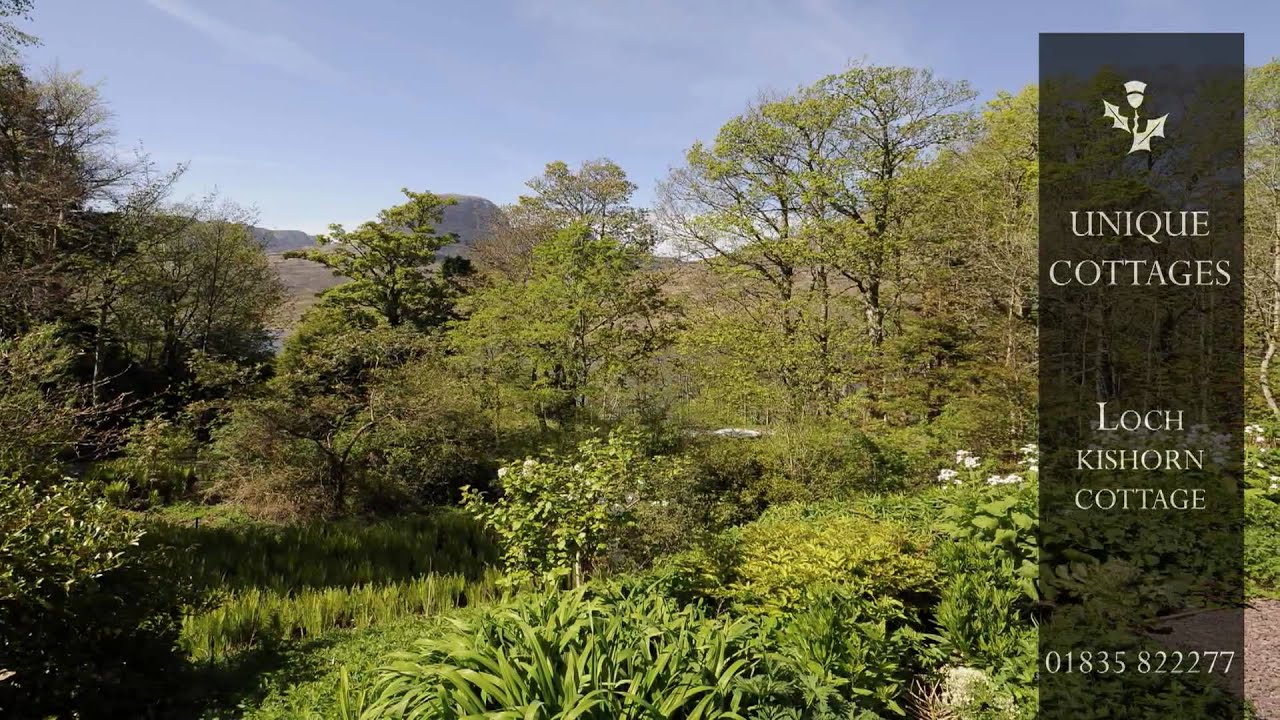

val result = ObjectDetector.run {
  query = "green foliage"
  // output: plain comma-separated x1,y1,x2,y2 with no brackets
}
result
936,483,1039,601
0,325,85,478
207,323,450,518
1246,492,1280,597
725,511,937,614
183,571,501,663
463,432,682,587
659,505,936,617
453,222,676,428
933,542,1036,691
0,1,36,59
742,588,931,718
0,477,204,718
361,582,930,720
88,417,199,509
286,189,467,330
153,510,500,664
219,615,464,720
357,359,495,507
147,511,498,593
366,585,759,719
671,427,913,536
108,204,285,382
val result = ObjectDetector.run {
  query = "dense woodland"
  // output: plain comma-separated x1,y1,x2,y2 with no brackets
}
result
4,2,1280,718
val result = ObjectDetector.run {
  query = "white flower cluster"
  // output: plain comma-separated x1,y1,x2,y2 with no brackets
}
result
986,474,1024,486
955,450,981,469
938,450,982,486
1018,443,1038,473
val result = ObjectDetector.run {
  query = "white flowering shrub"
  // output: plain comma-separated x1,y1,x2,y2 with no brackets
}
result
461,432,682,588
1245,421,1280,494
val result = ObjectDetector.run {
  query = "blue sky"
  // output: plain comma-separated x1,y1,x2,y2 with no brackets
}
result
18,0,1280,233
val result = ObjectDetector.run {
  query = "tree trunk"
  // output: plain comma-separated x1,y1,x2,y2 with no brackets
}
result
1264,220,1280,419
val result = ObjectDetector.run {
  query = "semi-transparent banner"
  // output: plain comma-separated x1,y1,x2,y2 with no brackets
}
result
1038,33,1245,719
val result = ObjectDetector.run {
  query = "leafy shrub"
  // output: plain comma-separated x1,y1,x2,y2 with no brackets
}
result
929,483,1038,708
0,477,204,718
677,423,912,528
364,583,927,720
651,502,941,618
1246,492,1280,597
463,432,683,587
366,584,760,719
744,587,934,718
679,436,771,528
724,509,937,614
0,326,87,479
755,421,912,499
935,484,1039,601
933,542,1036,697
357,360,495,508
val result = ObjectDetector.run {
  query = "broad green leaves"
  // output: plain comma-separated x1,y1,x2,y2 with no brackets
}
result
462,433,681,588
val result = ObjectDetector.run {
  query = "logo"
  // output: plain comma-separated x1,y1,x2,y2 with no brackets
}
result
1104,80,1169,154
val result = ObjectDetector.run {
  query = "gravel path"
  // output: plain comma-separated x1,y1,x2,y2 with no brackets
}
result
1156,600,1280,718
1245,601,1280,719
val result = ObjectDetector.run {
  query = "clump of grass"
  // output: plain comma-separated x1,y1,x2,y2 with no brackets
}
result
182,570,502,663
147,510,498,593
147,509,503,664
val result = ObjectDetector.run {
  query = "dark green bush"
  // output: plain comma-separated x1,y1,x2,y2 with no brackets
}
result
0,477,204,718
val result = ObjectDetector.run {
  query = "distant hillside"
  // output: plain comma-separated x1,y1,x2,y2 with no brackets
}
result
260,194,501,330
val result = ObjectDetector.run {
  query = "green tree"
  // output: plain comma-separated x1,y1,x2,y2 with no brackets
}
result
522,158,653,246
286,188,467,329
1246,61,1280,418
462,432,679,587
0,66,135,334
104,198,283,386
473,158,654,280
454,222,676,429
0,325,85,477
889,86,1038,459
0,0,36,61
660,63,975,423
207,321,429,518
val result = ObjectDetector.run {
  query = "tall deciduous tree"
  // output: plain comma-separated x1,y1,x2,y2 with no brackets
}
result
661,64,975,421
454,223,675,430
1246,61,1280,418
474,159,654,280
109,198,283,380
0,66,135,333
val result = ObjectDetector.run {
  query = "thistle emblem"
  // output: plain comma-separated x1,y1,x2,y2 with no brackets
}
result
1103,80,1169,154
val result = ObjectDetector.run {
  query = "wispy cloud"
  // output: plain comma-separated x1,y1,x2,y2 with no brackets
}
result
144,0,338,79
